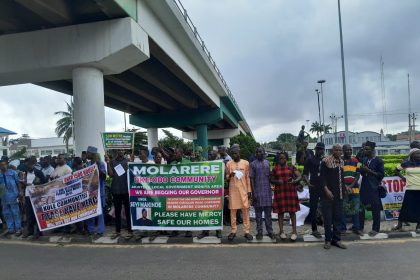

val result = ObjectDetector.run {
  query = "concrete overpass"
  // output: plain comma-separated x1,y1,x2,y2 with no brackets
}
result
0,0,252,158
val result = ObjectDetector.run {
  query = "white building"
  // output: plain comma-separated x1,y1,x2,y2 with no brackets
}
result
323,131,409,155
9,137,74,158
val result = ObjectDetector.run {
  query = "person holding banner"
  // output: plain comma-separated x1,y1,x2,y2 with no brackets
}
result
22,158,47,239
169,147,193,238
106,149,133,240
226,144,253,241
250,147,274,240
393,148,420,233
197,150,223,239
85,146,107,238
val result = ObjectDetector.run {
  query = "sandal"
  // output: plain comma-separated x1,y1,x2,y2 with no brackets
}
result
228,233,236,241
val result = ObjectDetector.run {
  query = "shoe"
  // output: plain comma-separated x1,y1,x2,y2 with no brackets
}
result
312,231,322,239
185,231,192,238
169,231,179,238
124,232,133,240
228,233,236,241
149,235,157,242
15,231,22,237
197,231,209,240
279,232,287,240
290,233,298,242
21,232,32,239
244,233,253,241
110,232,120,239
216,230,222,239
324,241,331,250
352,229,363,236
331,241,347,249
256,232,263,240
391,224,403,232
368,230,378,237
415,228,420,234
267,233,275,240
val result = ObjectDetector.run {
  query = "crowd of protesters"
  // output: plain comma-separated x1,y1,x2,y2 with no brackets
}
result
1,139,420,250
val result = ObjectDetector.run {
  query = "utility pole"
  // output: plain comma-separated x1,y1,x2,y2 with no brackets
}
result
338,0,349,144
408,74,412,142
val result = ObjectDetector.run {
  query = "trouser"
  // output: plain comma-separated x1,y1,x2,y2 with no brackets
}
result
255,206,273,234
112,193,132,233
322,198,343,242
2,201,21,232
308,186,322,232
230,208,250,234
86,196,105,235
360,198,381,232
25,197,39,235
342,195,361,231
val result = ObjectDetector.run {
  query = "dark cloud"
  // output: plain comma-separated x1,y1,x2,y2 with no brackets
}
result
1,1,420,142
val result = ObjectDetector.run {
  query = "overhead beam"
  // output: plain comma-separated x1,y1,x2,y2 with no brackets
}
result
130,108,223,128
130,58,198,109
106,74,176,111
15,0,73,25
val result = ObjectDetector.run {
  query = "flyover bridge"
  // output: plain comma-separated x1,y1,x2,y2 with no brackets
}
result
0,0,252,157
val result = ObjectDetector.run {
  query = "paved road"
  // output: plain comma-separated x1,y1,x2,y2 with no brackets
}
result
1,239,419,280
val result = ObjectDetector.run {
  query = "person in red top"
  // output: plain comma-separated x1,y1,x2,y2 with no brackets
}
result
270,151,302,241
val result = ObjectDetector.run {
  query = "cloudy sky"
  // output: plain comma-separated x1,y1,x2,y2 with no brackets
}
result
1,0,419,143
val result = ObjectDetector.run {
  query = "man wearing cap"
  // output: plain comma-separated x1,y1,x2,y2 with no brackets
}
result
359,141,384,237
0,158,22,236
303,142,325,238
85,146,107,237
225,144,253,241
218,145,232,164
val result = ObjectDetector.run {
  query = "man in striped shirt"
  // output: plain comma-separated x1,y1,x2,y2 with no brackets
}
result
341,144,362,235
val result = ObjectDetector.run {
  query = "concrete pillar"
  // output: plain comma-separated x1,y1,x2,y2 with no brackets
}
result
72,67,105,157
147,128,158,151
196,124,208,160
223,137,230,148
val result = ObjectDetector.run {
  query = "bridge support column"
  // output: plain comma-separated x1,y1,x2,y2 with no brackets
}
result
223,138,230,147
72,67,105,157
196,124,208,160
147,128,158,151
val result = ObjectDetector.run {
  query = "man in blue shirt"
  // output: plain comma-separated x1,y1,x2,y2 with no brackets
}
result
0,158,22,236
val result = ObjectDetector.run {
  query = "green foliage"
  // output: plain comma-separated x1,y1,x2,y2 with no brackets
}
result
54,101,73,153
229,134,258,161
158,129,192,151
378,154,407,161
126,128,148,150
384,163,399,176
10,147,26,160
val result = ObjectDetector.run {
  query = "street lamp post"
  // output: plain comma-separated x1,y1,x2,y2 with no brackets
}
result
338,0,349,144
317,80,326,142
315,89,322,142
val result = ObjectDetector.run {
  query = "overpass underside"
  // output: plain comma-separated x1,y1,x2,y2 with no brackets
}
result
0,0,250,157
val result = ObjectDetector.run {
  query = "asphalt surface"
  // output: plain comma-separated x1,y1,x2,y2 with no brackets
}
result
1,239,420,280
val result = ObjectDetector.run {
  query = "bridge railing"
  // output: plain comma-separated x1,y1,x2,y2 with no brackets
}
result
172,0,243,115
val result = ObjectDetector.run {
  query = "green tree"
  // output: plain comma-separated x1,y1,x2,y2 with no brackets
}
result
126,128,148,150
54,102,73,153
10,147,26,160
322,124,332,134
158,129,192,151
229,134,258,160
310,121,323,139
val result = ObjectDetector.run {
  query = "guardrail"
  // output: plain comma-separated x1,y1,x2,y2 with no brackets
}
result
172,0,244,115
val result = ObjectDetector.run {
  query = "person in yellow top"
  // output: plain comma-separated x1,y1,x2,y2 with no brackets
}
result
393,148,420,233
225,144,253,241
